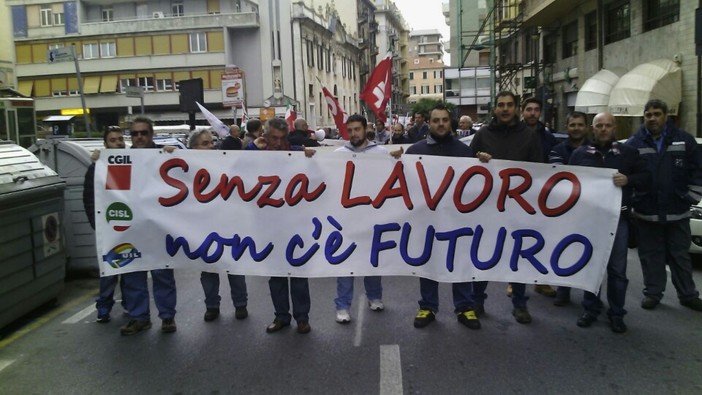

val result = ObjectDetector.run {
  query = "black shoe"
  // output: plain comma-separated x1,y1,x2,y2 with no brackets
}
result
120,319,152,336
457,310,481,330
473,304,485,316
235,306,249,320
204,308,220,322
97,313,111,323
297,320,311,334
576,313,597,328
512,307,532,324
641,296,659,310
609,316,627,333
161,318,177,333
413,309,436,328
266,319,290,333
680,297,702,312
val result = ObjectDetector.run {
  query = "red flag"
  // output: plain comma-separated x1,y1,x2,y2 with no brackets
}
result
360,53,392,122
285,103,296,130
321,84,349,140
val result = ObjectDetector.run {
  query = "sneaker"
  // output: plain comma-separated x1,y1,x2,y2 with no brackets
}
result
576,313,597,328
609,316,627,333
335,309,351,324
368,299,385,311
235,306,249,320
97,313,111,324
204,308,220,322
456,310,481,330
473,304,485,316
680,297,702,312
297,320,311,334
506,284,513,297
641,296,659,310
534,284,557,297
161,318,177,333
413,309,436,328
512,307,532,324
120,319,152,336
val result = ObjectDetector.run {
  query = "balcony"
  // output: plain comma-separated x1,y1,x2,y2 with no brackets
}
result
79,12,259,37
522,0,588,27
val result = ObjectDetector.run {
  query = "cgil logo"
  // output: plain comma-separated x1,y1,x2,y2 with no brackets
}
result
102,243,142,268
105,202,133,232
108,155,132,164
105,157,132,190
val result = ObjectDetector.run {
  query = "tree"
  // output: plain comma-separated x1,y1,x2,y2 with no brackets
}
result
410,98,456,118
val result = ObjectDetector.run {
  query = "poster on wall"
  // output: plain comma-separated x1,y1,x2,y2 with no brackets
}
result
221,65,245,108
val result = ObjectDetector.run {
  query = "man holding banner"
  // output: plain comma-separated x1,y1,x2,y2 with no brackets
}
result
405,104,481,330
469,91,543,324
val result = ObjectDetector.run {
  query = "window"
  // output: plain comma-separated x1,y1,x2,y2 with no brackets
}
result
189,32,207,52
100,42,116,58
434,85,443,94
52,12,64,25
139,77,154,92
434,70,443,79
119,78,137,93
562,21,578,58
233,0,241,12
308,83,313,97
585,11,598,51
644,0,679,31
409,72,414,80
40,7,52,26
48,43,64,50
157,79,173,91
326,49,331,72
605,0,630,44
306,40,314,67
102,8,114,22
422,71,427,79
543,34,557,64
52,90,67,97
172,2,184,17
421,85,430,94
317,45,324,71
83,43,99,59
410,86,417,95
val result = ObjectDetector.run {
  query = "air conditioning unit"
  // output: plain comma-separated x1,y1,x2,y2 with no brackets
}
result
153,11,164,18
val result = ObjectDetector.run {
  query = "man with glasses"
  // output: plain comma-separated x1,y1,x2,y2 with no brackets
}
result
119,117,179,336
626,99,702,312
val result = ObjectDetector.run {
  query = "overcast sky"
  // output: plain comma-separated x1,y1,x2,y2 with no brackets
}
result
392,0,450,61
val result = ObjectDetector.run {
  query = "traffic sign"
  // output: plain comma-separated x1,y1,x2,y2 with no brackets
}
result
126,86,144,98
47,48,74,63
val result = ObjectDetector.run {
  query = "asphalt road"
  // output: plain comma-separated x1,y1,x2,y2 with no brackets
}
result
1,250,701,394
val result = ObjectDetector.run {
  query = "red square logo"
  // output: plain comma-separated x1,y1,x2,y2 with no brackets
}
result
106,165,131,190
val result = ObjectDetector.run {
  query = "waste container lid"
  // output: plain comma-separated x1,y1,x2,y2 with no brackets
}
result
0,140,60,191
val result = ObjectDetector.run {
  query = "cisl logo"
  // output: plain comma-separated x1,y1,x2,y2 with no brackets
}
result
102,243,142,268
105,202,133,232
106,155,132,190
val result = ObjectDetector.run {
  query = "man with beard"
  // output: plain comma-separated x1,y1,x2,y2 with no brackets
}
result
626,99,702,312
469,91,542,324
333,114,389,323
407,111,429,143
405,104,481,330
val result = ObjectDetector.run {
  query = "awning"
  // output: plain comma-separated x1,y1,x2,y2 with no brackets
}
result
608,59,681,117
17,80,33,97
100,75,118,93
574,69,622,114
83,76,101,94
43,115,75,122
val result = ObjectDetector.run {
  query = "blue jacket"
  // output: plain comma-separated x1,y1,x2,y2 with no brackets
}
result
625,124,702,222
405,133,470,157
569,140,649,210
527,121,557,163
549,139,590,164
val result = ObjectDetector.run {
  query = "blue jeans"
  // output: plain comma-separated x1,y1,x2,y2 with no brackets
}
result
637,218,700,302
335,276,382,310
269,277,310,323
472,281,529,308
95,275,126,315
418,278,473,313
200,272,248,309
582,217,629,318
122,269,177,321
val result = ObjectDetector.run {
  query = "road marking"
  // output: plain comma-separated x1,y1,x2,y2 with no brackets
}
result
379,344,403,395
0,359,15,373
62,303,96,324
0,291,95,349
353,295,367,347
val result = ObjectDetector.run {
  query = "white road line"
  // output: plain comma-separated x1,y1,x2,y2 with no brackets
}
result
62,303,96,324
353,295,367,347
379,344,403,395
0,359,15,373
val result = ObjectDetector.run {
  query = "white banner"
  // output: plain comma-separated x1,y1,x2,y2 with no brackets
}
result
94,150,622,293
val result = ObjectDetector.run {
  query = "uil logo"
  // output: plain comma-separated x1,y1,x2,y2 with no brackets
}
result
106,202,133,232
102,243,142,268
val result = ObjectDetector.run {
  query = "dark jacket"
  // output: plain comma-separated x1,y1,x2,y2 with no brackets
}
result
569,140,649,210
529,121,557,163
220,135,242,150
288,129,320,147
549,139,590,164
469,117,542,162
407,123,429,143
83,163,96,229
391,134,411,144
405,133,471,157
626,124,702,222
